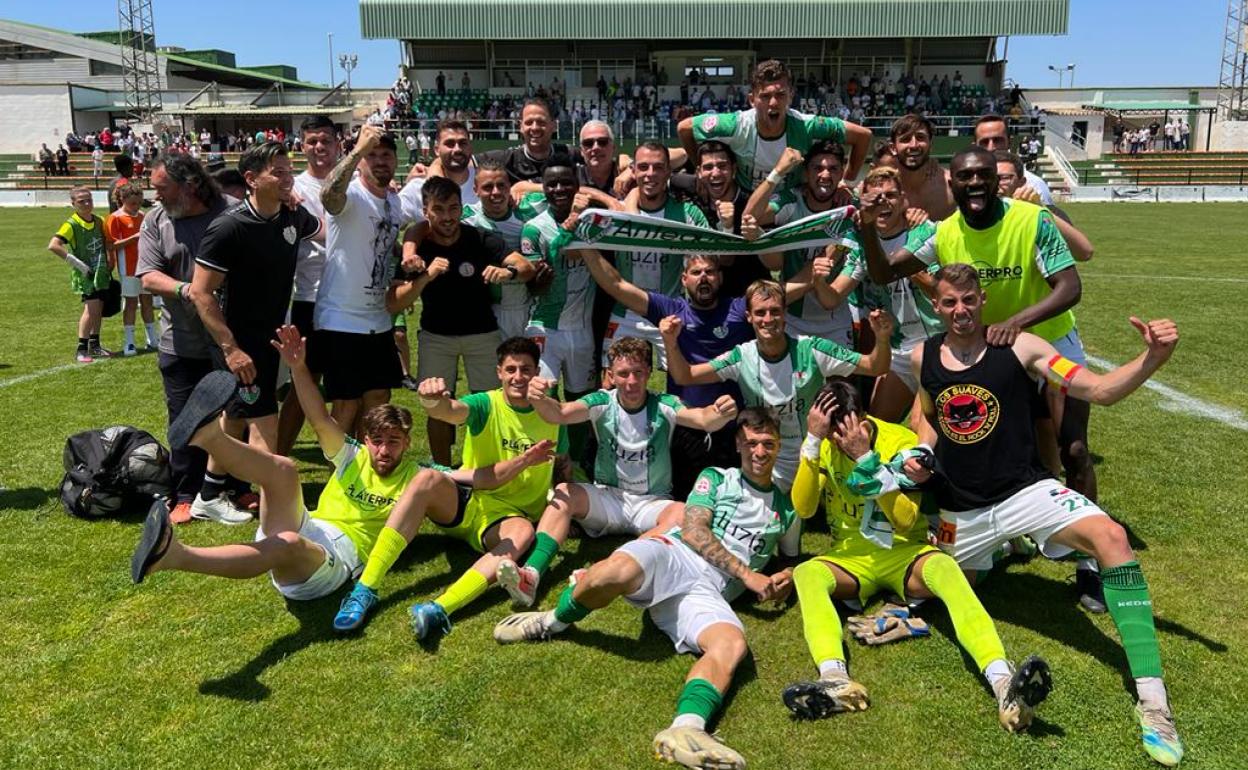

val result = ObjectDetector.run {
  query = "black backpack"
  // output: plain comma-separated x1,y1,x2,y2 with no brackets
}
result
60,426,173,519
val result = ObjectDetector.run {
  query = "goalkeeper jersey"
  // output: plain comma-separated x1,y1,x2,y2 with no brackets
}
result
313,438,422,561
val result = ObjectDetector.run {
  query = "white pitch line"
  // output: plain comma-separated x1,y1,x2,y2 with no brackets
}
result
1083,273,1248,284
0,361,96,389
1085,354,1248,432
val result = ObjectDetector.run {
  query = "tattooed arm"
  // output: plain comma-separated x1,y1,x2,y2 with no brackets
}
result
680,505,775,601
321,124,383,215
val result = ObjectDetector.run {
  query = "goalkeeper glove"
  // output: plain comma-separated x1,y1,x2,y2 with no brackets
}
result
65,254,92,276
846,603,930,645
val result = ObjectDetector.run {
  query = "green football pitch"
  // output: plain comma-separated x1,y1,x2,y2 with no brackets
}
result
1,203,1245,770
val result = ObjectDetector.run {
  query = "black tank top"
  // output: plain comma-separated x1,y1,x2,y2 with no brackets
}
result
919,334,1051,511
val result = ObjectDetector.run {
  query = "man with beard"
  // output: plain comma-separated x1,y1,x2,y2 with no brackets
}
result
478,98,571,183
863,146,1104,611
399,119,477,223
662,280,893,491
678,59,871,192
746,142,859,350
189,142,323,452
388,176,534,466
316,125,404,436
137,156,250,526
669,141,770,298
605,142,708,368
889,115,956,219
904,264,1184,768
277,116,340,455
579,251,754,498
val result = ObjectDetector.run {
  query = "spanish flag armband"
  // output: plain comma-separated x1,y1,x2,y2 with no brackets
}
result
1045,354,1082,395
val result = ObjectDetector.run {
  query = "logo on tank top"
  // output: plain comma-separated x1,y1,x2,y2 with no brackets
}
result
935,383,999,444
971,260,1024,287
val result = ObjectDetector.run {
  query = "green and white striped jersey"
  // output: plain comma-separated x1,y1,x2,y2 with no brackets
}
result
613,199,709,317
710,335,861,475
521,210,591,331
691,108,848,191
846,221,944,350
674,466,797,579
464,193,545,311
578,389,684,496
770,189,861,337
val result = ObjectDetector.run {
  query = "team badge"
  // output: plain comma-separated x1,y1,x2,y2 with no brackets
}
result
701,115,718,132
574,212,612,244
237,384,260,405
712,324,729,339
282,225,297,245
520,237,535,254
459,262,475,277
694,476,712,494
935,384,999,444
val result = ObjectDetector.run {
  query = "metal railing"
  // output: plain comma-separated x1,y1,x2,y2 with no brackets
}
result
1045,145,1080,190
1074,167,1248,187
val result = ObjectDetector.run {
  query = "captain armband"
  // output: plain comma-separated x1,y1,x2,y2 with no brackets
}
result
1045,354,1083,395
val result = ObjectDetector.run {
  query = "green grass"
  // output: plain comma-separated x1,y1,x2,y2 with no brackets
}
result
1,203,1246,769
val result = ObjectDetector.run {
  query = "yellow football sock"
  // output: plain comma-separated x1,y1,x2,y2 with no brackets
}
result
433,569,489,616
794,559,846,669
921,553,1006,671
359,526,409,590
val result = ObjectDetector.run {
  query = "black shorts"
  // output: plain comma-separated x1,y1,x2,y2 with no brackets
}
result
289,300,322,373
81,288,108,303
225,340,280,419
319,329,402,401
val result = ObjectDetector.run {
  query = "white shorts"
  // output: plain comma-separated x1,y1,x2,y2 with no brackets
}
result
526,325,597,393
578,484,673,538
416,329,502,393
603,312,665,369
254,512,361,600
889,346,919,393
120,275,149,298
935,478,1108,572
493,305,530,341
1049,328,1088,366
617,535,742,654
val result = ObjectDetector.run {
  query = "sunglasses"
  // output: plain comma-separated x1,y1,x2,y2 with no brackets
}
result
581,137,611,148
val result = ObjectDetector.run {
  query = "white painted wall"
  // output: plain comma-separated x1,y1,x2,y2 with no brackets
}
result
1212,121,1248,151
0,84,73,155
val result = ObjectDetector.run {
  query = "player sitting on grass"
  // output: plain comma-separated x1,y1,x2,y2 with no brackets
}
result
131,327,548,621
494,408,798,770
781,378,1051,732
406,336,564,642
496,336,740,607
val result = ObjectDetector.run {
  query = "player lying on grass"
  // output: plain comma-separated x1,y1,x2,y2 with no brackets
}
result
781,378,1051,731
496,336,739,607
405,336,564,642
131,327,551,621
907,263,1183,767
493,408,798,770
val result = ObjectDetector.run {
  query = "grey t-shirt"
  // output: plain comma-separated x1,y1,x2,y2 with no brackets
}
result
136,197,231,359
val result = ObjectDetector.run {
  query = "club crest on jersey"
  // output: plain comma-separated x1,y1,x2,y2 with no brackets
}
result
574,212,612,244
701,115,718,132
694,476,712,494
237,384,260,405
283,225,297,245
934,384,999,444
712,324,729,339
520,237,535,254
459,262,475,277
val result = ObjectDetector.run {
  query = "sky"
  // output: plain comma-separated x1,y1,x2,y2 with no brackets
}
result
6,1,1229,89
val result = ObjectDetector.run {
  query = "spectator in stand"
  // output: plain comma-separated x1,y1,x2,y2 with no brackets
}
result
109,154,135,212
92,145,104,178
47,187,113,363
105,182,158,356
100,127,114,152
55,145,70,175
1179,119,1190,150
436,71,446,95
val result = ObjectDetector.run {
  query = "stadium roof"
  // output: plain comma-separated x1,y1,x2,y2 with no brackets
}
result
162,105,352,116
359,0,1069,40
1080,100,1213,113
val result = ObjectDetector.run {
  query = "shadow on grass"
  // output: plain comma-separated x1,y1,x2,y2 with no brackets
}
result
0,486,53,510
199,595,344,702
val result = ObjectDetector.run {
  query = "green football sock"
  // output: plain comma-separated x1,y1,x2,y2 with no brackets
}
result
921,552,1006,671
673,678,723,729
793,559,846,669
359,526,408,590
525,532,560,577
554,585,592,625
433,569,489,616
1102,561,1163,679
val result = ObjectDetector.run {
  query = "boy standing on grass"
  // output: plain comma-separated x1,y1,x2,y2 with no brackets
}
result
106,182,159,356
47,186,113,363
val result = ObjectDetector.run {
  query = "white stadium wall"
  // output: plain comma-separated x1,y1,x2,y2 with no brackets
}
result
1212,121,1248,151
0,84,74,155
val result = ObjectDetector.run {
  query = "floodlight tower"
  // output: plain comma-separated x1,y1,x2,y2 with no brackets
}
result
1217,0,1247,121
118,0,163,121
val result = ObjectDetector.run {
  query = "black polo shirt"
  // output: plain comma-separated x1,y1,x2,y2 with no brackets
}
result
196,198,321,344
412,223,507,336
477,143,573,183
